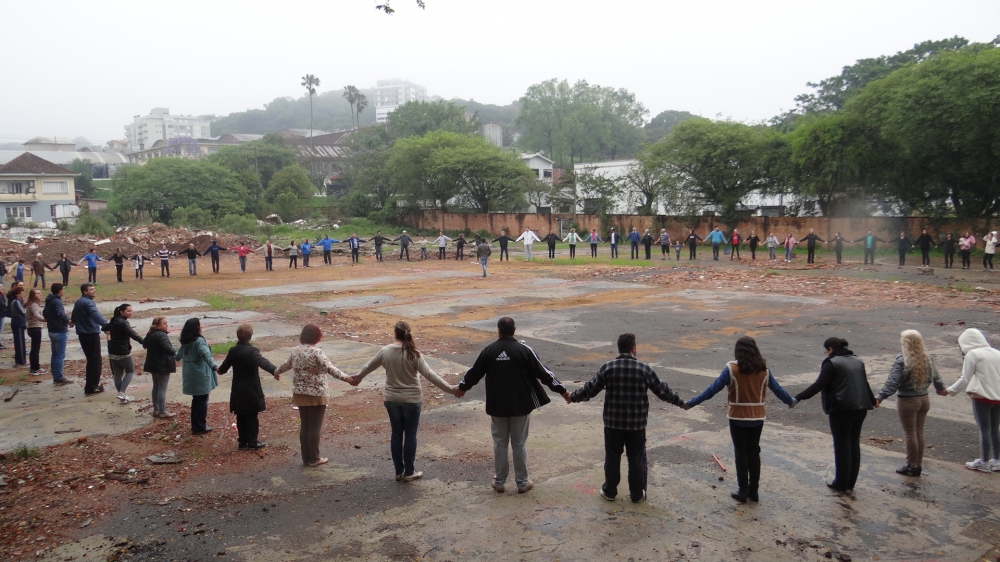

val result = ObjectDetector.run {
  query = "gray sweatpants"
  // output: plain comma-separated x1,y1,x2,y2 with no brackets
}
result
109,355,135,395
524,245,532,261
492,414,530,487
973,399,1000,461
150,372,170,414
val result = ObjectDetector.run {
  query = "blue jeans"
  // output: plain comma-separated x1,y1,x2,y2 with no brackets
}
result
480,256,488,276
188,258,197,275
49,331,67,381
384,401,421,476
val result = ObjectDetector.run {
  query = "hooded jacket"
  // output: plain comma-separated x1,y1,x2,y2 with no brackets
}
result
948,329,1000,401
42,293,69,332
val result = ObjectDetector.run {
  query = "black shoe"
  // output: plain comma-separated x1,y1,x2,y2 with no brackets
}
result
85,385,105,395
747,490,759,503
192,427,213,436
53,378,72,385
238,442,247,450
730,490,747,503
246,442,266,450
896,464,921,477
826,481,848,492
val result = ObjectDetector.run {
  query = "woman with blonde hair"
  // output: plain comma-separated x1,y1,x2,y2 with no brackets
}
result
875,330,946,476
354,320,458,482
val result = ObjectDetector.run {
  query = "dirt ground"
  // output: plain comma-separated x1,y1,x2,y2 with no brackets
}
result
2,248,1000,561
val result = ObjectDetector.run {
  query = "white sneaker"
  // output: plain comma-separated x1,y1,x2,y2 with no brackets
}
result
116,392,125,400
965,459,992,473
119,394,134,403
990,459,1000,472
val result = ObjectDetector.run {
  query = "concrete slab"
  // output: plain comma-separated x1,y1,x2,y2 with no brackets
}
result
455,311,612,350
303,295,396,310
97,298,207,315
232,270,479,296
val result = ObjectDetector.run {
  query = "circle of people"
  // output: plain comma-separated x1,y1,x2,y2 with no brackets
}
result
21,283,1000,502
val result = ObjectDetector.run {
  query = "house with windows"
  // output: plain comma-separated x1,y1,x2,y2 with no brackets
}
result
0,153,79,225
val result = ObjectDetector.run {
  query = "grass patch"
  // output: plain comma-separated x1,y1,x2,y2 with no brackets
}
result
210,341,236,355
13,443,41,460
203,294,251,310
547,257,665,267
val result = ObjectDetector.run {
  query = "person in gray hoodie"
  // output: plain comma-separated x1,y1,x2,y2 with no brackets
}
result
947,328,1000,473
874,330,947,477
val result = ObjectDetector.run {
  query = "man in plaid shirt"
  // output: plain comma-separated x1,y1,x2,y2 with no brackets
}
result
567,333,685,503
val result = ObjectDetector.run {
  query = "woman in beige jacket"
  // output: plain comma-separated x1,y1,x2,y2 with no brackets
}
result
354,320,457,481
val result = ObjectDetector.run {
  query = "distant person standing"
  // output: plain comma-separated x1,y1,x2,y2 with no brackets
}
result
800,229,825,264
942,233,957,269
585,229,603,258
455,317,569,494
300,239,312,267
394,231,413,261
434,231,452,260
25,289,46,376
30,253,54,288
830,232,847,264
373,231,388,262
255,240,276,271
705,227,726,261
607,228,620,259
563,228,584,259
42,283,72,386
176,318,219,435
318,235,335,265
658,229,671,260
627,227,641,260
416,236,429,260
106,248,127,283
853,230,886,266
54,253,74,286
516,228,540,262
983,231,997,272
179,243,201,275
673,239,682,260
730,229,742,261
641,229,654,260
130,251,146,280
959,231,976,270
543,231,560,259
895,231,914,267
746,231,760,263
455,233,469,261
103,303,144,403
153,244,172,277
685,229,703,260
78,249,103,283
203,239,225,274
476,238,492,277
229,243,255,273
71,283,109,395
285,240,300,268
7,286,25,366
915,229,937,267
783,233,797,262
492,230,514,261
347,234,366,265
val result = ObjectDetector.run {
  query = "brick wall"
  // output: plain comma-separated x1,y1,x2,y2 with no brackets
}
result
403,211,998,240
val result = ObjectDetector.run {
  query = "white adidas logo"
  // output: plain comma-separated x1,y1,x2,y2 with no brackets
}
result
496,351,511,361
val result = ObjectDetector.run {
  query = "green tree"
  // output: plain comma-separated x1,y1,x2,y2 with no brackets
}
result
266,164,315,202
273,192,301,222
341,125,396,210
342,85,360,128
644,110,698,142
170,205,214,229
356,93,368,127
110,159,247,223
66,159,96,199
301,74,321,146
387,100,479,138
207,135,297,199
515,79,574,166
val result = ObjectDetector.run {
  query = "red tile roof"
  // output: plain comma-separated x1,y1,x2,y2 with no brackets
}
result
0,152,75,175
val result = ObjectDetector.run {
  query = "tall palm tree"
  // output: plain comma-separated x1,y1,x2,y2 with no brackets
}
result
342,85,360,129
301,74,321,147
355,94,368,128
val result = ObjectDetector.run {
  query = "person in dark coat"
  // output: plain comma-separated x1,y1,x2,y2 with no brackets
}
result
143,316,177,418
218,324,278,449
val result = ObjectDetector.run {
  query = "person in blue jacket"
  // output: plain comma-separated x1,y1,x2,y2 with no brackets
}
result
318,235,338,265
627,228,641,260
202,239,226,274
77,249,103,283
300,239,313,267
705,227,727,261
71,283,109,395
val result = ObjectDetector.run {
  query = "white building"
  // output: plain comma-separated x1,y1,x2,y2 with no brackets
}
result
482,123,503,147
124,108,211,152
374,80,427,123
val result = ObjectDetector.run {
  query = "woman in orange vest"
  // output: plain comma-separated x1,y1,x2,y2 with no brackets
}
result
683,336,797,503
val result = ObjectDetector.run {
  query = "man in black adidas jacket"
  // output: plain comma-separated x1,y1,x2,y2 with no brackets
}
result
457,317,568,494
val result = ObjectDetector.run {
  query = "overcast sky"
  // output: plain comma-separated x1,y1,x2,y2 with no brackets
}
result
3,0,997,144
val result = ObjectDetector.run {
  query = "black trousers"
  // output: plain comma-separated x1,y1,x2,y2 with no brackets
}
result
961,250,971,268
289,255,298,268
921,249,931,266
160,260,170,276
211,255,220,273
689,243,696,259
835,249,842,264
191,394,209,433
807,246,816,263
661,244,669,258
323,250,331,264
828,410,867,491
352,248,360,263
265,256,273,271
864,248,875,265
302,254,310,267
135,265,143,279
438,247,446,259
945,251,954,268
643,244,651,259
729,421,763,494
236,412,260,446
590,244,597,258
115,264,123,282
78,333,102,392
732,243,741,260
88,267,97,283
61,271,70,285
750,245,757,260
548,245,556,259
631,242,639,259
712,243,720,260
569,245,576,259
456,247,465,260
604,427,646,501
985,253,994,270
898,250,906,266
500,246,509,261
399,246,409,260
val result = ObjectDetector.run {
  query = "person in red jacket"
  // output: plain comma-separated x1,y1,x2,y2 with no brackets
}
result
229,244,255,273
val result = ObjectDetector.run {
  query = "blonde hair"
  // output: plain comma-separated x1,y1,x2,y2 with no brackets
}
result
900,330,931,387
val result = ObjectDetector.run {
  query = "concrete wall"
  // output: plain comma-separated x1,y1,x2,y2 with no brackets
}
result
403,211,999,239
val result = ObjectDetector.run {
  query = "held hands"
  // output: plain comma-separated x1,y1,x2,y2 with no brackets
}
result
936,389,949,396
273,373,281,381
874,399,881,408
681,402,693,411
343,375,358,386
454,388,466,398
789,398,799,409
562,391,572,404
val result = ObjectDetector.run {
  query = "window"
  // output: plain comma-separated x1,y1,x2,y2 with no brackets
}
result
42,181,68,194
6,182,23,194
6,206,31,219
50,205,57,217
543,169,552,179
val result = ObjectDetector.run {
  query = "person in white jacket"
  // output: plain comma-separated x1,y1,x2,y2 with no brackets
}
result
983,231,997,272
947,328,1000,472
516,228,541,262
433,231,452,260
763,233,780,262
562,228,585,260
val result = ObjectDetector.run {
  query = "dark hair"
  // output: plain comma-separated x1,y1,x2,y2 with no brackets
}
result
497,317,515,337
394,320,420,361
617,333,636,354
823,337,849,352
179,318,202,345
300,324,322,345
112,303,131,319
9,286,23,299
80,283,94,295
51,283,63,295
236,323,253,343
734,336,767,373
